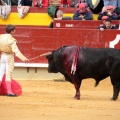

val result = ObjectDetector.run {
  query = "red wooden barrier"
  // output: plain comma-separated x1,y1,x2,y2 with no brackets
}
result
53,20,119,29
1,26,120,64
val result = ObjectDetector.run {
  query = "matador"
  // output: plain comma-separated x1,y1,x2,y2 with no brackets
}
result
0,24,28,96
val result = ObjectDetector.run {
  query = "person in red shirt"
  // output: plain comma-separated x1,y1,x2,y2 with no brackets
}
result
33,0,48,7
61,0,71,7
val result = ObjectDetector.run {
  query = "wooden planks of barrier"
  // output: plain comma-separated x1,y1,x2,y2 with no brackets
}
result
1,26,120,64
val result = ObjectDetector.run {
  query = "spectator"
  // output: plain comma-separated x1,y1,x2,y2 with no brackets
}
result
103,0,117,8
69,0,76,7
72,0,80,8
17,0,32,18
73,3,93,20
19,0,32,6
99,15,115,28
99,18,116,31
98,5,118,20
0,0,11,19
73,0,93,8
18,0,21,5
98,16,109,28
89,0,104,14
54,10,63,20
33,0,48,7
4,0,12,5
0,0,6,5
49,0,61,6
99,15,109,26
73,0,87,8
87,0,94,9
118,0,120,7
49,10,71,28
115,16,120,29
11,0,18,6
61,0,70,7
114,0,120,15
49,10,63,28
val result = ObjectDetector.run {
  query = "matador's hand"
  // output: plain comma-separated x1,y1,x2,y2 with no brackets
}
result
23,58,29,63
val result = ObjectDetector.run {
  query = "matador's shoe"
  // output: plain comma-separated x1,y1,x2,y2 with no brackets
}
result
7,93,16,97
6,81,17,97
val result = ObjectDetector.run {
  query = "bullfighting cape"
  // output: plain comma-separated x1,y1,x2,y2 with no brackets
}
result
0,75,22,96
0,34,15,53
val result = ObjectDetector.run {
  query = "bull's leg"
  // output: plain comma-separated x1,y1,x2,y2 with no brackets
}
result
111,82,120,100
110,61,120,100
74,86,80,100
73,80,81,100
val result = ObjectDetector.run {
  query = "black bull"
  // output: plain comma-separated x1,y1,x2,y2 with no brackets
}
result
41,46,120,100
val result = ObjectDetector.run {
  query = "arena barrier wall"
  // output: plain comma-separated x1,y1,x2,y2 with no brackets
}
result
1,26,120,66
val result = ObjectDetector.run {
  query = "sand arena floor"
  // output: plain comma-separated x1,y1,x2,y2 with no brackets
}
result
0,77,120,120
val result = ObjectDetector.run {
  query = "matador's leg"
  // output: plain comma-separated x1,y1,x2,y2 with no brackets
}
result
5,53,16,96
0,53,6,81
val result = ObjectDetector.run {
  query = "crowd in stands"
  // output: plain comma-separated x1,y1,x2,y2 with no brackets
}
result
0,0,120,30
0,0,49,19
48,0,120,30
0,0,120,18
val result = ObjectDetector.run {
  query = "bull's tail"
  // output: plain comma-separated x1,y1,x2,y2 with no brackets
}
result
95,81,100,87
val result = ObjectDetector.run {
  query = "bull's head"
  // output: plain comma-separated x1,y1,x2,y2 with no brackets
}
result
40,51,59,73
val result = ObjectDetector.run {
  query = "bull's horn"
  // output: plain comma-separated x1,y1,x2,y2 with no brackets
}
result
39,52,52,57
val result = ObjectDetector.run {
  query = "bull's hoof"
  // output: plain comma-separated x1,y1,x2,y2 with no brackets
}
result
74,95,80,100
111,97,118,101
